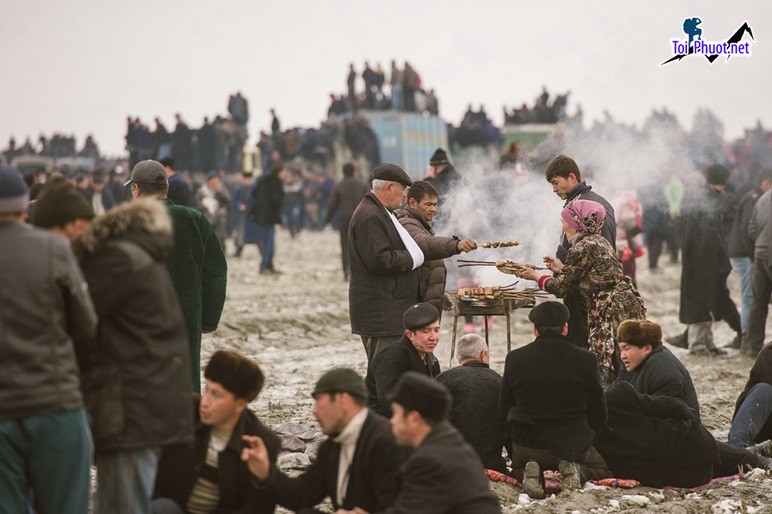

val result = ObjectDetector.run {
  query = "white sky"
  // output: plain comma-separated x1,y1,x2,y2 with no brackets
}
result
2,1,769,156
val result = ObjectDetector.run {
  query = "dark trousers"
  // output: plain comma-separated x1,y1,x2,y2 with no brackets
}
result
510,444,611,482
564,289,589,349
338,217,352,278
744,258,772,354
361,335,402,363
728,383,772,447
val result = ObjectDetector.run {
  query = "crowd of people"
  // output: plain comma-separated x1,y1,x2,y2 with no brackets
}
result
2,133,101,165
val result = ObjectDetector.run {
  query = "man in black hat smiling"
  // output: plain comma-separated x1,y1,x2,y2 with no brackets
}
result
365,303,442,417
349,163,425,362
499,301,611,499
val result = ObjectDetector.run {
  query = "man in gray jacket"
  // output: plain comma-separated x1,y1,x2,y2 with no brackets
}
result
744,185,772,356
0,166,98,514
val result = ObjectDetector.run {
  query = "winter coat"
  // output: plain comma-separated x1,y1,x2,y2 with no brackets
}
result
435,362,509,473
395,207,460,312
379,421,501,514
74,199,194,452
250,173,284,226
231,183,261,244
154,396,281,514
425,166,461,200
366,336,440,417
595,381,719,488
166,200,228,391
733,342,772,443
749,189,772,263
348,193,419,337
258,410,403,512
615,345,700,421
0,221,97,421
499,335,607,461
678,185,732,324
325,176,369,225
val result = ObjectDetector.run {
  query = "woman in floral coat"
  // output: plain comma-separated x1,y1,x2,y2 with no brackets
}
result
517,199,645,387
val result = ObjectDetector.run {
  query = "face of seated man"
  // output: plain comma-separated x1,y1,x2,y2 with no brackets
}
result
619,342,653,372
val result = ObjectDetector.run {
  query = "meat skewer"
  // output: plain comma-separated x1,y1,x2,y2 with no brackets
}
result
481,240,520,248
457,259,548,272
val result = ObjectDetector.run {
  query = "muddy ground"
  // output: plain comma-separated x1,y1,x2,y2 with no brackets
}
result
206,228,772,514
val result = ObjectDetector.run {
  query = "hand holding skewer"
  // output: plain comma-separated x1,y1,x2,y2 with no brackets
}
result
456,239,478,253
513,265,541,282
543,256,564,273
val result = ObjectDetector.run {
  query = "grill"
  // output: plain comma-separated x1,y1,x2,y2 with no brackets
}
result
449,296,535,367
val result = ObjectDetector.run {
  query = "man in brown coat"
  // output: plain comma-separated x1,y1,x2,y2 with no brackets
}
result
395,181,476,315
348,163,424,362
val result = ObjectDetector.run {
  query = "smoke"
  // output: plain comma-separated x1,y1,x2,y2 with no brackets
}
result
435,105,732,289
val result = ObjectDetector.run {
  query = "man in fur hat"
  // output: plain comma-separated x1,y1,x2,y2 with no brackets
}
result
153,351,280,513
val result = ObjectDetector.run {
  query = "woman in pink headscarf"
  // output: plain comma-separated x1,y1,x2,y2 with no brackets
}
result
517,199,646,387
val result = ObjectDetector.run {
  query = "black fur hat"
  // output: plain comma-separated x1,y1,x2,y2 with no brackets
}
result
204,351,265,401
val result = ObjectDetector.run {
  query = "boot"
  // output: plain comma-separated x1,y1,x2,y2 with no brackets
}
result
558,460,582,491
666,330,688,349
725,332,743,349
522,461,545,500
747,439,772,459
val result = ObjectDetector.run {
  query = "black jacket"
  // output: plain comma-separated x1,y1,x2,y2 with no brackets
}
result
435,362,509,473
728,188,762,258
250,172,284,226
153,396,281,514
380,421,501,514
257,410,403,512
499,335,607,460
616,345,700,421
348,192,420,337
366,336,440,417
75,200,193,452
595,382,719,488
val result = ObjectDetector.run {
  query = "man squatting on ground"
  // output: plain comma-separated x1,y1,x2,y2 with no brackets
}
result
152,351,281,513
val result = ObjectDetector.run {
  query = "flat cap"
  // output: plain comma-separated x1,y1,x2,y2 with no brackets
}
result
389,372,451,423
528,301,570,328
403,302,440,331
312,367,368,400
373,163,413,187
124,160,169,187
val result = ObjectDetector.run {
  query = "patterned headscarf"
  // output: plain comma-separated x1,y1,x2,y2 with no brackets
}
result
561,199,607,235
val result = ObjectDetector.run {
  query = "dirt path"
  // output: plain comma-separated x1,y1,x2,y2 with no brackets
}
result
206,228,772,513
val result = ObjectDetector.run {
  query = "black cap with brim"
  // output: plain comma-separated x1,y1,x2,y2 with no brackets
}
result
373,163,413,187
124,160,169,187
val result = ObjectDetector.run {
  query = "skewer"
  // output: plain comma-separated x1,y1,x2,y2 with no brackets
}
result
481,240,520,248
457,259,548,271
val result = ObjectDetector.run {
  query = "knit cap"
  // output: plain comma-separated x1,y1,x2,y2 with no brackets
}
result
0,166,29,214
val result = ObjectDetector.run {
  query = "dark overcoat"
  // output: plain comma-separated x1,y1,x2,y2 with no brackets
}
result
499,335,607,461
251,172,284,226
257,410,403,512
595,382,719,488
380,421,501,514
678,185,733,323
348,192,419,337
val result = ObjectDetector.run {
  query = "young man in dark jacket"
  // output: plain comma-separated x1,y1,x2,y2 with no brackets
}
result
153,351,280,514
250,163,287,274
325,162,369,280
545,155,616,348
395,180,476,314
499,301,611,498
242,368,404,513
366,303,442,417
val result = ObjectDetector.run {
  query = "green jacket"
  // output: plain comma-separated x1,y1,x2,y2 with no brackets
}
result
165,200,228,391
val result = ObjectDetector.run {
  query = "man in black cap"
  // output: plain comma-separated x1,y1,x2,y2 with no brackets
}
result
424,147,461,200
129,159,227,392
241,368,403,512
349,163,425,361
499,301,611,499
153,351,280,513
336,372,500,513
365,302,442,417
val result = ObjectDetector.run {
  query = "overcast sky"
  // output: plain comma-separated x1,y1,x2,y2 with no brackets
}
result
2,1,769,156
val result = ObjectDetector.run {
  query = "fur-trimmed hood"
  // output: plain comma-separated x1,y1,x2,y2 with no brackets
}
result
73,198,173,259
